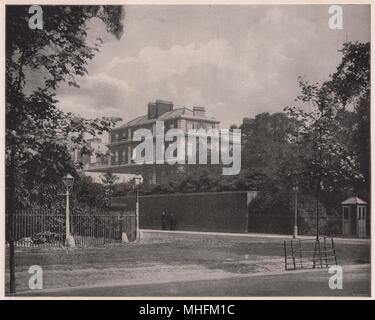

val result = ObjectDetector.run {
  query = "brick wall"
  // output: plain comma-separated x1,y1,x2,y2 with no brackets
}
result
111,191,257,233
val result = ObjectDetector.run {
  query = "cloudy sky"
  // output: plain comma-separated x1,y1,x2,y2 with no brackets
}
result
57,5,370,129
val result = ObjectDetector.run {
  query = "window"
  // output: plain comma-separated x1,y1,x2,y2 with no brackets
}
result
114,151,119,163
358,206,366,220
122,150,127,163
343,207,349,220
115,133,119,142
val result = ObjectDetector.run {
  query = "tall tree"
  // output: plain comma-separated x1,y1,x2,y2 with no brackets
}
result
285,42,370,227
240,112,302,189
6,5,125,293
328,42,370,197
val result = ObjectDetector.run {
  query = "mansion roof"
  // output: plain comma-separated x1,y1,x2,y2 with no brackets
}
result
114,107,219,131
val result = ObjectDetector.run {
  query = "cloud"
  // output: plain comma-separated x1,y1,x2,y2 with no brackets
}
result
57,73,133,117
105,39,232,83
55,5,370,129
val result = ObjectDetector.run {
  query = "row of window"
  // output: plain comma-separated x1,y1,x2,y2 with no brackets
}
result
343,206,367,220
110,145,223,165
187,121,217,130
110,121,218,143
112,150,129,164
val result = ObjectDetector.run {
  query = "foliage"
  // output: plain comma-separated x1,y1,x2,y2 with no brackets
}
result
71,175,110,208
101,172,119,185
284,41,370,203
240,112,302,189
134,169,265,195
6,5,125,208
248,190,332,235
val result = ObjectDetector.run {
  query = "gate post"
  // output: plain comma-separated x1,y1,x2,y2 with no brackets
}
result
119,212,129,243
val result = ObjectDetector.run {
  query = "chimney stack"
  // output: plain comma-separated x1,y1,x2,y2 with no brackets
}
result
148,100,173,119
193,106,206,117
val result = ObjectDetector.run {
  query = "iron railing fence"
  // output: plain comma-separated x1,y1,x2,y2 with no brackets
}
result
70,212,122,247
6,208,136,248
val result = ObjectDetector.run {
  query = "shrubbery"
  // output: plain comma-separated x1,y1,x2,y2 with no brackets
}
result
248,189,342,236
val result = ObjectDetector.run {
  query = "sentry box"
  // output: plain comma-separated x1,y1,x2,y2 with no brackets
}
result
341,197,367,238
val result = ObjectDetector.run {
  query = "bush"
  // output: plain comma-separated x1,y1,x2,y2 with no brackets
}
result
249,190,337,236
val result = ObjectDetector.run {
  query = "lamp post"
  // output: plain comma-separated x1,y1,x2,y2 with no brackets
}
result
133,171,142,241
316,180,323,241
292,184,299,239
62,174,75,247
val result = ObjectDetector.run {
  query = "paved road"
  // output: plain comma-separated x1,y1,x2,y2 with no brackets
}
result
14,264,370,297
142,229,371,245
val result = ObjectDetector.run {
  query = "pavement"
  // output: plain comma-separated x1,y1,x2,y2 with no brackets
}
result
141,229,371,245
9,264,370,297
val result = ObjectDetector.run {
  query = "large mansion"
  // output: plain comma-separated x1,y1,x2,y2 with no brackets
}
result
85,100,221,184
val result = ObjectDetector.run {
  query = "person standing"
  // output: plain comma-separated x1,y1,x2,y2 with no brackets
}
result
161,211,167,230
169,212,176,231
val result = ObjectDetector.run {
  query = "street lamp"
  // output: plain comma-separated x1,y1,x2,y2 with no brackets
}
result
292,184,299,239
133,171,142,241
62,174,75,247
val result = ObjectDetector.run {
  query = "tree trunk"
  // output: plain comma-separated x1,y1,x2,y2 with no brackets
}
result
316,180,320,241
7,145,16,293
